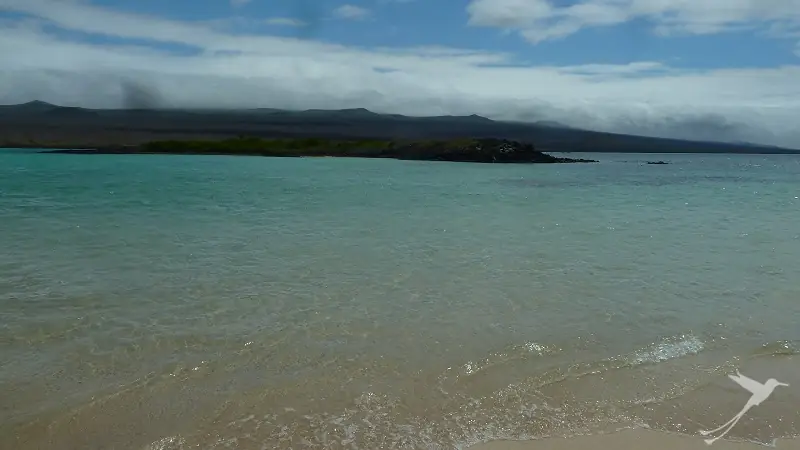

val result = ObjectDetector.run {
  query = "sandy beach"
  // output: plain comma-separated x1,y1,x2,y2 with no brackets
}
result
470,429,800,450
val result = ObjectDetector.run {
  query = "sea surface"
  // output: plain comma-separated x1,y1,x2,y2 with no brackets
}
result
1,150,799,450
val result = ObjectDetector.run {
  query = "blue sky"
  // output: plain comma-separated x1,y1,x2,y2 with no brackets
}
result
2,0,800,147
54,0,799,68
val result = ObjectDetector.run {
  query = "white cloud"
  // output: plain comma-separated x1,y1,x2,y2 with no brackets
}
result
264,17,306,27
332,4,370,20
467,0,800,43
1,0,800,147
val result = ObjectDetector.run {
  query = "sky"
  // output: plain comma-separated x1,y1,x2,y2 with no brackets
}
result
2,0,800,147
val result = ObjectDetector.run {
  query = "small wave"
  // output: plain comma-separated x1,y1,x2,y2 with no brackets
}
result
443,341,560,379
628,334,705,365
442,334,705,394
552,334,706,384
751,340,798,357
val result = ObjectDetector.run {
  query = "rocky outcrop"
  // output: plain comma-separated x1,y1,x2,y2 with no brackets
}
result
384,138,597,164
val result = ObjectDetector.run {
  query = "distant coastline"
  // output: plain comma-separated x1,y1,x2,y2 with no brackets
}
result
2,101,799,154
35,137,599,164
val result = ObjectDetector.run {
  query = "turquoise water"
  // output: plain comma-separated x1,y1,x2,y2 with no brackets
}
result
1,150,799,449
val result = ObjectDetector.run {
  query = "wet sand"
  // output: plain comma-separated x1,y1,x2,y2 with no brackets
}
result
470,429,800,450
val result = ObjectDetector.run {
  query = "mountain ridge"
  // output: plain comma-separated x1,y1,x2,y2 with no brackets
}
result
1,101,797,154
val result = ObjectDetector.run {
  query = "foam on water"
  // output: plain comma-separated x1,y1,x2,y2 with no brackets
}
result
144,436,186,450
629,334,705,365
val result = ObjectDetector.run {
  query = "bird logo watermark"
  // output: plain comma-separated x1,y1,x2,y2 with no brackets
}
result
700,371,789,445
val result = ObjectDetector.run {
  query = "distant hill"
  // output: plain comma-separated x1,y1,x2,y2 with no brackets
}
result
0,100,58,113
1,101,798,154
0,101,99,118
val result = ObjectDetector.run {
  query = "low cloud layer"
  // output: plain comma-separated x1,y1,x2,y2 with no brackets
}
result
1,0,800,147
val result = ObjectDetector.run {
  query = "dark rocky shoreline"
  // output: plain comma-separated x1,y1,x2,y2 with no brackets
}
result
42,137,598,164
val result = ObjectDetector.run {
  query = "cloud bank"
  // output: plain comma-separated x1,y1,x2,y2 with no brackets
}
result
1,0,800,147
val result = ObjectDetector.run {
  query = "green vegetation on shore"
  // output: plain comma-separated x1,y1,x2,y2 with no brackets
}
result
46,136,598,164
141,136,395,156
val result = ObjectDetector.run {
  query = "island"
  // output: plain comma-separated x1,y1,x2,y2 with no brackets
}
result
41,137,598,164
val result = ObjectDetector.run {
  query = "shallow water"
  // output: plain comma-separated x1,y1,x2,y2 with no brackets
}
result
1,151,799,449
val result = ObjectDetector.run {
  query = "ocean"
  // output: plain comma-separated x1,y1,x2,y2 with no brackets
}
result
1,150,799,449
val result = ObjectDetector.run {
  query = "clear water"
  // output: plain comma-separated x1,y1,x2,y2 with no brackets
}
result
1,150,799,449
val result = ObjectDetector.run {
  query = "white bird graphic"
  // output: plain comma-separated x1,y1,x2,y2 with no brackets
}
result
699,370,789,445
